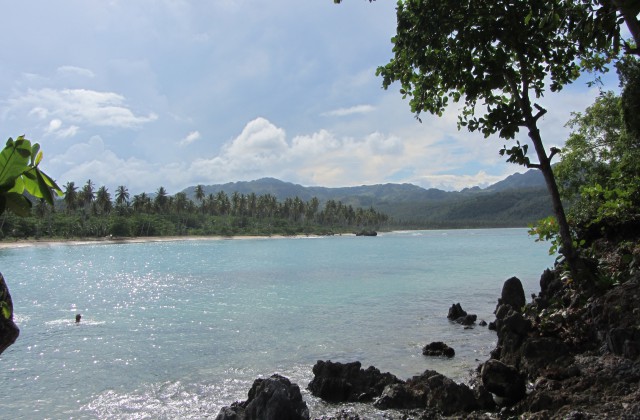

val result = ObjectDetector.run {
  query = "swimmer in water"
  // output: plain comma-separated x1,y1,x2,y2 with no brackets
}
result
75,314,81,323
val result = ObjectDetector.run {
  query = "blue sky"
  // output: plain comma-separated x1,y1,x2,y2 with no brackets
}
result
0,1,615,195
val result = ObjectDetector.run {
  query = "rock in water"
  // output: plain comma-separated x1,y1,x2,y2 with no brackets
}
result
0,273,19,355
422,341,455,358
447,302,467,320
216,374,309,420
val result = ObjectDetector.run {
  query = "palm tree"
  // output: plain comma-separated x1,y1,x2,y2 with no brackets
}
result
194,185,205,213
132,193,151,213
115,185,130,207
154,187,169,213
63,181,79,214
79,179,95,211
173,192,188,214
95,186,112,215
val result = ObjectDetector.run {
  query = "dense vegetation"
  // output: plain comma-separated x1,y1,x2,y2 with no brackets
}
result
0,180,389,240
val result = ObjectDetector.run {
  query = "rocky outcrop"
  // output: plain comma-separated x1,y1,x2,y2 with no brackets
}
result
355,230,377,237
307,360,401,403
216,374,309,420
447,302,477,325
499,276,526,311
0,273,19,355
374,370,480,415
309,361,491,416
422,341,455,358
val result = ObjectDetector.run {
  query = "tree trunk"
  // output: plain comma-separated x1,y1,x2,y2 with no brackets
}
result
526,123,577,273
613,0,640,52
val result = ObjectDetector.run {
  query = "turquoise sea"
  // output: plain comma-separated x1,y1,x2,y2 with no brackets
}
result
0,229,554,419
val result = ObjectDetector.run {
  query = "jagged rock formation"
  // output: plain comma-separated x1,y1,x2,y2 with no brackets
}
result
215,374,309,420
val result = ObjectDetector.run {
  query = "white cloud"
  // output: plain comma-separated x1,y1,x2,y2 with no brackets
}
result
6,88,157,128
45,118,79,138
416,171,517,191
179,131,201,146
322,104,375,117
57,66,95,78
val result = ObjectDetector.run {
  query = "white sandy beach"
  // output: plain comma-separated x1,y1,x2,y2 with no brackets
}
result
0,233,356,249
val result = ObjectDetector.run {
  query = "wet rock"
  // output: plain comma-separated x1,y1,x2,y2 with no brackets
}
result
479,319,488,327
374,382,422,410
481,359,526,405
375,370,478,415
0,273,19,355
447,303,477,325
409,370,478,415
216,374,309,420
447,302,467,320
422,341,455,358
308,360,401,403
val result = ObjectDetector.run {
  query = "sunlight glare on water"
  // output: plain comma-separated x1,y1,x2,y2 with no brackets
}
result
0,229,554,418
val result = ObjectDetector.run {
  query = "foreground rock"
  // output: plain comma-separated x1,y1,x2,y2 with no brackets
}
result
307,360,401,402
0,273,19,355
480,359,526,405
481,264,640,418
422,341,455,358
309,361,494,417
374,369,481,415
216,374,309,420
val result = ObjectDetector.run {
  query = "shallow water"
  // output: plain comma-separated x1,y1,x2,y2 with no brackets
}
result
0,229,554,418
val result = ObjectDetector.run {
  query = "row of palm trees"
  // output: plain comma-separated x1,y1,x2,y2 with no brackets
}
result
60,180,388,229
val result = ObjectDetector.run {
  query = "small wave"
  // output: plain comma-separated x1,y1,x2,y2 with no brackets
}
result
45,318,106,327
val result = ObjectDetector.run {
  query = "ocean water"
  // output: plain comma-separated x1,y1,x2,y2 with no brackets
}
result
0,229,554,419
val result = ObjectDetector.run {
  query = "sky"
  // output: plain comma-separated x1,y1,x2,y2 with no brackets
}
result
0,1,617,195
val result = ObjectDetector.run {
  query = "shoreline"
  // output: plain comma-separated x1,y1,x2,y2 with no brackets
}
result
0,233,357,249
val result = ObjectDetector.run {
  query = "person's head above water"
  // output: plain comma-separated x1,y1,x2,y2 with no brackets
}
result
75,314,81,323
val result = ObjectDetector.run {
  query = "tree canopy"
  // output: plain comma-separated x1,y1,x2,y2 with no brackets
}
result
555,56,640,228
371,0,625,275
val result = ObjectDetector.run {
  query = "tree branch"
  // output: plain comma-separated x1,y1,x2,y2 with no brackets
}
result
533,104,548,122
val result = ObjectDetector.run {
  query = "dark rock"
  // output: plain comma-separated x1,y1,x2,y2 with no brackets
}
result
456,314,477,325
409,370,478,415
448,303,477,325
216,374,309,420
479,319,488,327
308,360,401,403
0,273,19,355
500,277,526,312
606,327,640,359
374,382,423,410
447,302,467,320
480,359,526,405
355,230,377,236
375,370,478,415
521,337,571,375
501,311,531,336
422,341,455,358
488,321,497,331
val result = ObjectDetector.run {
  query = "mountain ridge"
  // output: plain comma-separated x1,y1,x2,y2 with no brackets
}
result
182,170,550,228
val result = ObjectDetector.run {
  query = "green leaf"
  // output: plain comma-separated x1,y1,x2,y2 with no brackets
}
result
36,169,55,205
524,10,533,26
31,143,41,166
0,138,31,189
0,301,10,319
5,192,32,216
